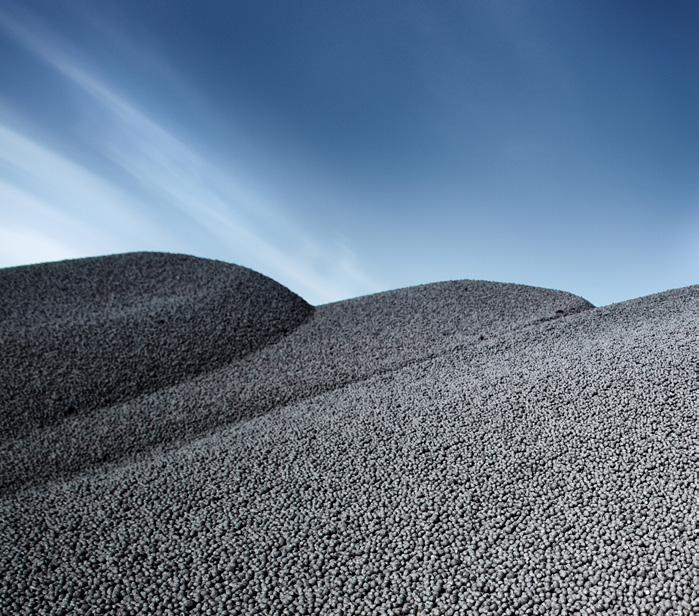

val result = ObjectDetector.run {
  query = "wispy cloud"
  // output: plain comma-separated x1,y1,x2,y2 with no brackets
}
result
0,9,381,303
0,124,178,258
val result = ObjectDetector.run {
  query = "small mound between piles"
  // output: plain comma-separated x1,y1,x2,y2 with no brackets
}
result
0,270,592,493
0,252,312,440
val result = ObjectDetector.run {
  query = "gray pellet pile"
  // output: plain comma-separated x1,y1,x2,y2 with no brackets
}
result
0,252,313,441
1,253,697,615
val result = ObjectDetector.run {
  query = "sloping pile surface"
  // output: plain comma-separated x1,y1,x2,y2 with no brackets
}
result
0,252,312,440
0,271,590,493
2,253,698,615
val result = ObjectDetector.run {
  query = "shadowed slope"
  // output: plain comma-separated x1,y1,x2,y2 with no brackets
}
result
1,269,592,493
0,252,313,440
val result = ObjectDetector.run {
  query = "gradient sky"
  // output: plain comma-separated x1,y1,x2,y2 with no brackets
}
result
1,1,698,305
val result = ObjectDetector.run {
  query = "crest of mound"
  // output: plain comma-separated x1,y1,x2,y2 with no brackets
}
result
312,279,593,363
0,252,313,439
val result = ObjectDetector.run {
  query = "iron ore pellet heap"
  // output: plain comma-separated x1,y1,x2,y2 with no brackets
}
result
1,253,697,615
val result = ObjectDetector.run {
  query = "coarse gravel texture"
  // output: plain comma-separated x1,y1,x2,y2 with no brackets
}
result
0,270,591,494
1,252,698,615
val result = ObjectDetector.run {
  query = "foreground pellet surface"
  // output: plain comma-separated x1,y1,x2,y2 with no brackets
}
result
1,254,697,615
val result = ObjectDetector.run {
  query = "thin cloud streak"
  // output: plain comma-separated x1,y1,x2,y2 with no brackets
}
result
0,125,177,255
0,10,381,304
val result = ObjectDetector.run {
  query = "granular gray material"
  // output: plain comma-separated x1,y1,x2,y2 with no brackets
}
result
1,253,697,615
0,252,313,440
0,264,591,494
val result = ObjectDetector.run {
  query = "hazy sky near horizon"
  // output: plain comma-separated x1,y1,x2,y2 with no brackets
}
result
1,1,698,305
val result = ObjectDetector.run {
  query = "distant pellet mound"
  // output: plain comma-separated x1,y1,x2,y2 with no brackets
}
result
0,252,312,439
0,276,595,493
311,279,593,366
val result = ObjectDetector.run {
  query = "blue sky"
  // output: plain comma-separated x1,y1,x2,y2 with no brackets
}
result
1,1,698,305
